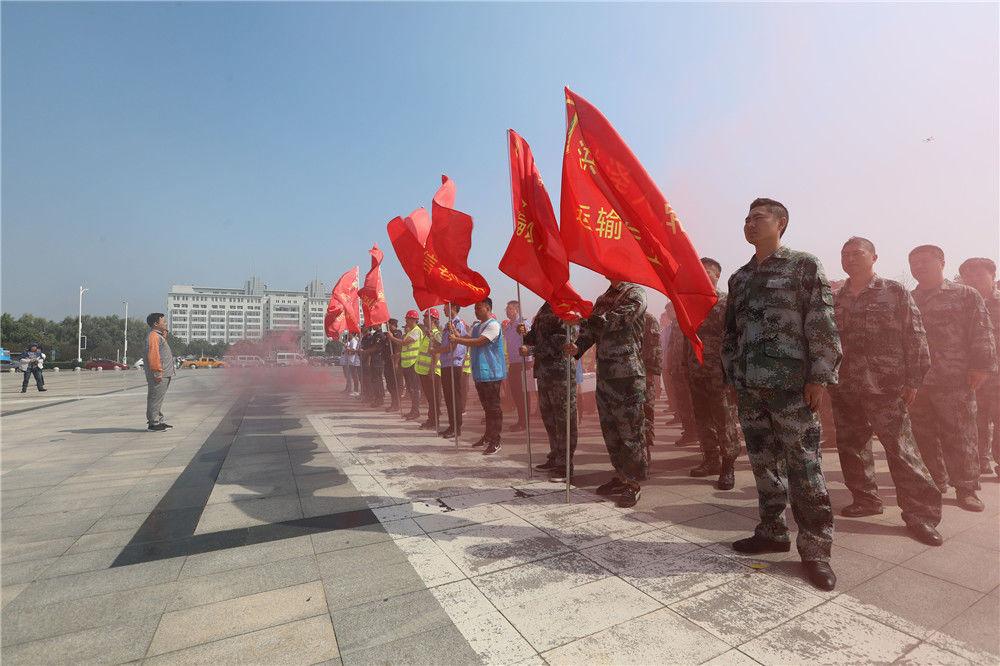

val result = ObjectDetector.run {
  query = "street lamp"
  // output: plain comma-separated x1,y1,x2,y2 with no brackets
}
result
77,286,89,365
122,301,129,366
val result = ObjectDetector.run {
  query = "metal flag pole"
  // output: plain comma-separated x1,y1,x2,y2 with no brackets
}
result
515,284,534,477
565,322,572,504
448,302,460,449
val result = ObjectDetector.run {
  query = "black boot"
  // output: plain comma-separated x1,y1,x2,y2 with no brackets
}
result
716,462,735,490
732,534,791,554
690,455,720,477
803,561,836,591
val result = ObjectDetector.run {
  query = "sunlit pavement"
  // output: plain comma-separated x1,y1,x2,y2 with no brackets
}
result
2,368,997,664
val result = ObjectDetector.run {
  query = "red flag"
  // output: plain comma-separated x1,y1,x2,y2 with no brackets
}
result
325,267,360,336
387,208,444,311
359,245,391,326
499,129,592,321
559,87,717,359
423,175,491,307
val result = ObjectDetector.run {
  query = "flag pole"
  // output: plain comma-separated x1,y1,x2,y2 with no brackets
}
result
565,322,572,504
448,302,460,449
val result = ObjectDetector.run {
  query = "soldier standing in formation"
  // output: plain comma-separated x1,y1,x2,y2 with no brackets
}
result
908,245,996,512
685,257,741,491
520,303,577,479
666,312,699,446
640,312,663,476
722,198,841,591
567,280,648,508
958,257,1000,477
830,237,943,545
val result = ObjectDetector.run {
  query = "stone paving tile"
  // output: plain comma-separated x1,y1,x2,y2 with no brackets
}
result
740,600,920,665
472,551,610,609
318,543,429,611
413,503,517,533
0,584,29,609
701,649,762,665
64,528,136,554
901,539,1000,593
621,547,750,606
393,535,467,588
146,580,327,656
896,642,974,665
329,586,455,654
1,557,59,585
663,509,761,547
580,527,701,573
931,589,999,658
342,621,480,666
429,513,571,577
0,613,160,665
144,614,340,665
166,555,320,611
500,576,662,652
543,607,730,664
193,493,304,533
178,535,313,578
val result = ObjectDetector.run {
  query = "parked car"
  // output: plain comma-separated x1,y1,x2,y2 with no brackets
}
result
274,352,308,366
180,356,226,369
84,359,129,371
227,355,265,367
133,359,144,369
0,348,13,372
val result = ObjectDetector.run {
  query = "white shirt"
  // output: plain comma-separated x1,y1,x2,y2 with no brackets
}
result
348,338,361,367
479,320,501,342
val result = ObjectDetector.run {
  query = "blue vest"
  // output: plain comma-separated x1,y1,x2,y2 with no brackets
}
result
471,318,507,383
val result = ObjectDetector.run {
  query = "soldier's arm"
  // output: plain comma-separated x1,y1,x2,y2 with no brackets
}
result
968,290,998,374
802,258,842,385
901,288,930,389
599,285,647,332
721,280,738,385
574,320,596,357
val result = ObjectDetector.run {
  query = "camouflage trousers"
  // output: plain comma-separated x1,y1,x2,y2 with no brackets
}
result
830,390,941,526
537,376,577,463
596,375,648,483
643,372,661,450
689,378,741,464
975,385,999,467
736,388,834,562
911,387,981,492
665,369,696,431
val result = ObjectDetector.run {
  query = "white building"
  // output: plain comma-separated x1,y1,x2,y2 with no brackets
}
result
167,277,328,351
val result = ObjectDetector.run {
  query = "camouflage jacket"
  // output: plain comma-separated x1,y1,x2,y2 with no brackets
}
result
684,291,728,386
831,276,929,395
721,246,842,390
984,289,1000,387
641,312,663,373
523,303,577,382
912,280,997,388
576,282,647,379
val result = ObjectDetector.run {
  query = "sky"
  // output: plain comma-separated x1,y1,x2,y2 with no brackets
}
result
3,2,998,322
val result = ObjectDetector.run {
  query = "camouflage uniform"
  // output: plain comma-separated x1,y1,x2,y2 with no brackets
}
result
830,276,941,525
666,318,697,434
975,289,1000,470
911,280,997,492
641,312,663,454
684,292,741,464
524,303,577,465
722,247,841,562
577,282,648,482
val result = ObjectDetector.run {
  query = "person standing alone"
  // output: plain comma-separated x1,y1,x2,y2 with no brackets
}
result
143,313,175,431
19,343,47,393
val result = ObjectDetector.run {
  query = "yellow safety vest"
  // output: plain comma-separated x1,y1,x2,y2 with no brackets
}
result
400,326,422,368
414,327,441,377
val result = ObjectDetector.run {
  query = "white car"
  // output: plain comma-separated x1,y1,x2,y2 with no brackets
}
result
133,359,144,368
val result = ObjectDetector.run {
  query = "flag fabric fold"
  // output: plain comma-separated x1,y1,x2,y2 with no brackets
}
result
423,175,491,307
324,267,361,337
359,244,390,326
499,129,592,321
559,87,717,359
387,208,444,311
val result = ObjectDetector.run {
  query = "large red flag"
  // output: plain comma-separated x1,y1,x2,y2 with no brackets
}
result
499,129,592,320
387,208,444,311
325,267,360,336
423,175,490,307
359,245,390,326
559,87,717,359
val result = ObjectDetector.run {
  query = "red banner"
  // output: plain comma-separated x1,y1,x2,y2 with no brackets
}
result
424,175,491,307
499,129,592,320
387,208,444,311
324,267,360,336
359,245,390,326
559,87,717,359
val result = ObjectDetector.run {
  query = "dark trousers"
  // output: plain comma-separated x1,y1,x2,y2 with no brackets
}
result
975,385,999,467
911,387,981,492
368,365,385,405
459,371,469,414
403,366,421,415
419,372,441,424
22,367,44,390
441,367,464,430
508,362,532,425
476,380,504,443
383,364,399,407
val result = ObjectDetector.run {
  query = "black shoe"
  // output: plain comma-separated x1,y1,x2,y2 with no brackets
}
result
535,459,558,471
980,461,994,476
550,466,574,481
483,441,502,455
419,421,437,430
439,428,456,439
595,478,627,496
676,431,699,446
37,387,47,392
803,561,836,591
690,458,721,478
147,423,168,431
906,522,943,546
472,436,487,448
617,485,641,508
161,423,173,429
21,388,27,393
840,502,883,518
716,463,735,491
732,534,791,554
956,490,985,512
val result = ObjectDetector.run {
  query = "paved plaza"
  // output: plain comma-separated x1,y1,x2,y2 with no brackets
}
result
1,368,998,664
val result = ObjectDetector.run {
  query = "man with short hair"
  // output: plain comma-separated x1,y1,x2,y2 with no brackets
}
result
909,245,996,511
143,313,175,431
448,297,507,455
831,237,942,545
503,300,532,431
19,343,47,393
959,257,1000,477
685,257,741,490
435,304,468,439
722,198,841,591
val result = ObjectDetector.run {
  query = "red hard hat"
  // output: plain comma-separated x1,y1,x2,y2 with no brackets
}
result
428,308,441,319
405,309,420,320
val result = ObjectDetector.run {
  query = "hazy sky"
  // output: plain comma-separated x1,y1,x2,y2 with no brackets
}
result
3,2,997,321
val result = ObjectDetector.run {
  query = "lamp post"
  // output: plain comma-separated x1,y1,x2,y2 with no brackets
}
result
77,286,89,365
122,301,129,366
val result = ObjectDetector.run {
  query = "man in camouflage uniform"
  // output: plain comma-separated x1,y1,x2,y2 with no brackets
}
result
685,257,741,490
569,280,648,507
959,257,1000,477
909,245,997,512
641,311,663,475
721,198,841,591
831,237,942,546
666,314,699,445
520,303,577,478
